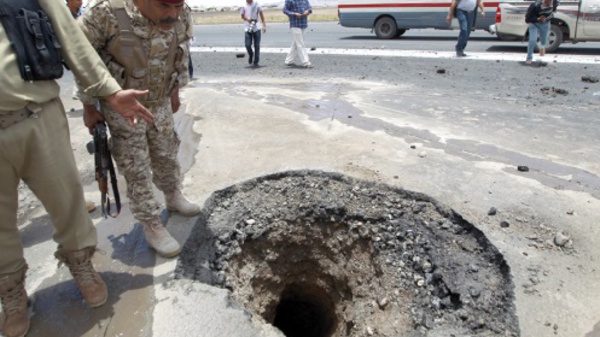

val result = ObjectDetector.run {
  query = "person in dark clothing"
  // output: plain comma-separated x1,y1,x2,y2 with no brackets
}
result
525,0,559,64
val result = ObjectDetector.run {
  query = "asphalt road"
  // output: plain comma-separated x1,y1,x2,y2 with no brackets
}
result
193,21,600,56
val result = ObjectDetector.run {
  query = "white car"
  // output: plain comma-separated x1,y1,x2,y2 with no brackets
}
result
491,0,600,52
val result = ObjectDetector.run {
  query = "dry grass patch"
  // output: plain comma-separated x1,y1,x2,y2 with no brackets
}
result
192,7,338,25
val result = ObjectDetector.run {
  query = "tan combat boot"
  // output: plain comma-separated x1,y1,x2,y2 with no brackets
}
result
0,265,29,337
141,220,182,258
164,190,200,216
54,247,107,308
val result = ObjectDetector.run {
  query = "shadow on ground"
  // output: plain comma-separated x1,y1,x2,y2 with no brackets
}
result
26,271,154,337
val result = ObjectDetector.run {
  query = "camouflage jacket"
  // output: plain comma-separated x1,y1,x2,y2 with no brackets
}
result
77,0,191,107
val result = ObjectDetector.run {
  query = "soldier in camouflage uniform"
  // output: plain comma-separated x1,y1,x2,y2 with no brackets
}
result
77,0,198,258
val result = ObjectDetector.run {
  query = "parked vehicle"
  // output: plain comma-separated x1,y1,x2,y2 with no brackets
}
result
337,0,502,39
490,0,600,51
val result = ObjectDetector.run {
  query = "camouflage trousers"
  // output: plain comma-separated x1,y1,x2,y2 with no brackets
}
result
102,98,181,222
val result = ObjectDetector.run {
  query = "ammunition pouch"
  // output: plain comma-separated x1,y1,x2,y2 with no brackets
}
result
0,0,64,81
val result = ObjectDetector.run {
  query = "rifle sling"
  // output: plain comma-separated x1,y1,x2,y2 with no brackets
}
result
108,158,121,217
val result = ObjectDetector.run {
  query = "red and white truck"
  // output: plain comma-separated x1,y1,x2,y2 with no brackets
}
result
338,0,503,39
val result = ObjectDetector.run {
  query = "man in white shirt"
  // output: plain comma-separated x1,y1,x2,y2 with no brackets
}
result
241,0,266,67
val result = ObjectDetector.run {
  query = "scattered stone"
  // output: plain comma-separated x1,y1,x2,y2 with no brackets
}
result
418,151,427,158
235,53,245,58
566,210,574,215
488,207,497,216
517,166,529,172
555,88,568,95
436,68,446,74
441,220,452,230
410,144,416,149
554,231,570,247
541,87,568,95
581,75,599,83
500,220,510,228
378,297,389,309
421,314,434,329
515,216,528,223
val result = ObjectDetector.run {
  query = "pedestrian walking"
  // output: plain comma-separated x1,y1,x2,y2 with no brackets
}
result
241,0,266,67
283,0,313,68
77,0,199,258
447,0,485,57
524,0,559,64
0,0,152,334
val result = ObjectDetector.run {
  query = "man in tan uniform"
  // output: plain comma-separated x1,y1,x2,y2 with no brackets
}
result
0,0,153,335
78,0,199,258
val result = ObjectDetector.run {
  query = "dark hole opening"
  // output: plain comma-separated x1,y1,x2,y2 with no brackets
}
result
273,285,336,337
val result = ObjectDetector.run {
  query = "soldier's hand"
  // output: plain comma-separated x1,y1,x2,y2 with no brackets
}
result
106,89,153,125
171,87,181,114
83,104,105,135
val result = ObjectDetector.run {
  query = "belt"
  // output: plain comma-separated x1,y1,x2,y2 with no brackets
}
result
0,108,39,130
0,100,48,130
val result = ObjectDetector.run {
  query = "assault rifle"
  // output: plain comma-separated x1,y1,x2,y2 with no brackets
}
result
86,122,121,218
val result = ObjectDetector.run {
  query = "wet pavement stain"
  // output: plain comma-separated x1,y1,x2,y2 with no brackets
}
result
199,81,600,199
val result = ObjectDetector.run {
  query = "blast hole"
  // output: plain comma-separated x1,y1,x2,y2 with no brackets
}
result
181,171,520,337
273,284,336,337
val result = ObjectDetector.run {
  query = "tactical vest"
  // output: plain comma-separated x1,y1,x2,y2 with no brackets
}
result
104,0,186,107
0,0,64,81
